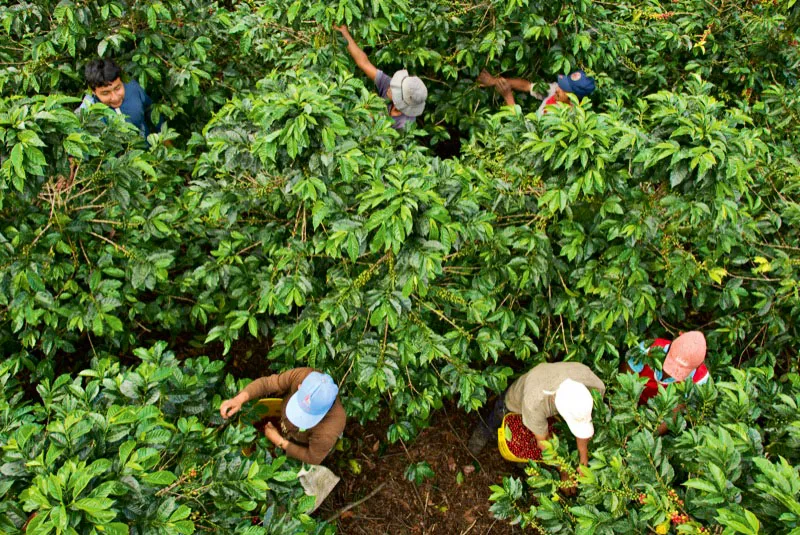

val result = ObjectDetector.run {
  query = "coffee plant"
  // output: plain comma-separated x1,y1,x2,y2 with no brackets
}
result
489,370,800,534
0,342,330,534
1,0,799,532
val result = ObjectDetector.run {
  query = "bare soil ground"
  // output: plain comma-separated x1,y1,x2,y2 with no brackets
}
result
318,404,525,535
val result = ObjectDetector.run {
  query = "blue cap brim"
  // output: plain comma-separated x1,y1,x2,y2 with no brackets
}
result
557,75,574,93
285,392,326,430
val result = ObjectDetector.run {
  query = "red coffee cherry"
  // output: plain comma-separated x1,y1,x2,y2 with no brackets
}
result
505,414,543,460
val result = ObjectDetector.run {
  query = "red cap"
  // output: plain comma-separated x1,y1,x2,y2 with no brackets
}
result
663,331,706,381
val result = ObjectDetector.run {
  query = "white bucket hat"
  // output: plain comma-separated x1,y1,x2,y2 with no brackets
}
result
389,70,427,117
554,379,595,439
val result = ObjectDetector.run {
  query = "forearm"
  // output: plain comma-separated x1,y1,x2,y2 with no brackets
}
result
240,368,310,401
240,377,273,401
576,437,590,466
340,29,373,75
284,442,328,465
505,78,532,93
233,390,251,404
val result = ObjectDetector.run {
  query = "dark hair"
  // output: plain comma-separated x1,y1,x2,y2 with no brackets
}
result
84,59,122,89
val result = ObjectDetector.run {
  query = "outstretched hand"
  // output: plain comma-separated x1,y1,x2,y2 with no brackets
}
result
219,397,243,419
494,77,512,97
333,24,348,34
477,69,496,87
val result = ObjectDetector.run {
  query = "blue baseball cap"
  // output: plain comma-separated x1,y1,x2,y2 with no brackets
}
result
285,372,338,429
557,70,596,99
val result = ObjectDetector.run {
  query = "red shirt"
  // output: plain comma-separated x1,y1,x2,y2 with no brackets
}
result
628,338,710,403
541,94,560,114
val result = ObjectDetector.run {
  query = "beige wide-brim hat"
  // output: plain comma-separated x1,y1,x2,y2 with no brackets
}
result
390,70,427,117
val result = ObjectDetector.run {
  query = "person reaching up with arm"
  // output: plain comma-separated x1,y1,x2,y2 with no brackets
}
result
477,69,596,115
334,24,428,129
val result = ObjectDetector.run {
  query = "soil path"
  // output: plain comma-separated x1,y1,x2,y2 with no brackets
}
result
318,404,524,535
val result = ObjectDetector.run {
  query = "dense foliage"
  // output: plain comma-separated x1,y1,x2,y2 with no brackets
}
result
0,344,327,534
489,368,800,534
1,0,799,532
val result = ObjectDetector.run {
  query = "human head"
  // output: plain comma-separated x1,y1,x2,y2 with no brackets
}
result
557,70,596,99
663,331,707,381
285,372,339,429
554,379,595,439
85,59,125,108
389,70,427,117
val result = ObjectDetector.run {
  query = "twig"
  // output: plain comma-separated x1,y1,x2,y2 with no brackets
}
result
88,231,133,257
441,404,483,470
135,321,152,334
738,324,767,367
461,519,478,535
155,473,190,497
236,240,264,256
324,482,387,524
28,222,52,250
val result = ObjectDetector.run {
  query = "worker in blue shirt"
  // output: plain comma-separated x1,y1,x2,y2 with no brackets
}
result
78,59,163,140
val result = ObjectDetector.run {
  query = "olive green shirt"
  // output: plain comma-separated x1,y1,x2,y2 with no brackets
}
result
505,362,605,436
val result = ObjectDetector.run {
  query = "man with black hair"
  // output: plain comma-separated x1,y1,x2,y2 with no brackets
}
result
78,58,162,139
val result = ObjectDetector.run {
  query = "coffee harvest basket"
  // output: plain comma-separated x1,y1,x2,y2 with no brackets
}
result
498,412,538,463
252,397,283,419
240,398,283,457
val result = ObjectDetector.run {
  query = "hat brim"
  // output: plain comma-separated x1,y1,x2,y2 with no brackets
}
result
390,70,425,117
557,75,574,94
564,418,594,439
662,358,692,382
285,392,326,430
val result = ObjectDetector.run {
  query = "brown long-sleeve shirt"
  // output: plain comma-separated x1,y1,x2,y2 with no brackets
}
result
241,367,346,465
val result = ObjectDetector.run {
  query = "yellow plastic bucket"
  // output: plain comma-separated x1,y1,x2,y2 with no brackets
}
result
252,397,283,419
241,398,282,457
498,412,529,463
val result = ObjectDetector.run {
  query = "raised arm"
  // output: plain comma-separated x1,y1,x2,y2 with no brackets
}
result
477,70,538,110
494,78,517,107
334,24,377,81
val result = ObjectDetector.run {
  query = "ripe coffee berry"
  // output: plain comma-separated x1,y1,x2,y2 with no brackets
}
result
504,414,543,461
670,512,689,525
638,493,647,504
